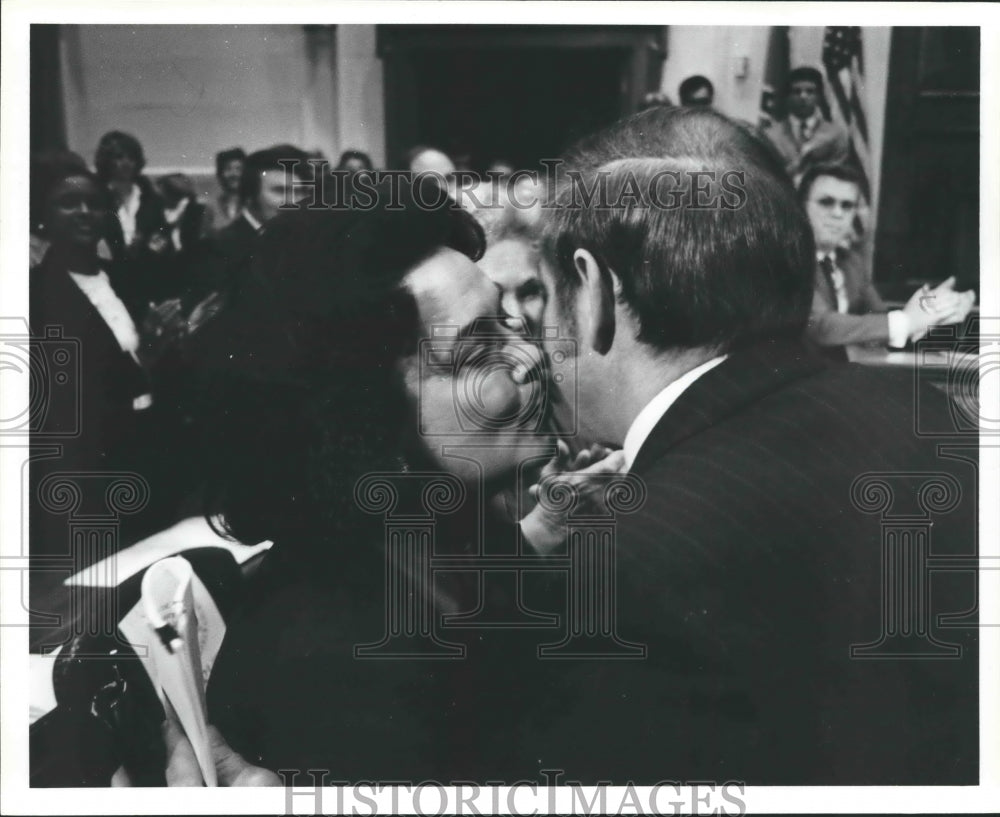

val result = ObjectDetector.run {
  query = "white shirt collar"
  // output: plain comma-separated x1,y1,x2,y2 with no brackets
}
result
791,110,821,131
68,269,141,360
241,209,263,233
120,183,141,214
164,197,190,225
116,183,142,245
622,355,728,470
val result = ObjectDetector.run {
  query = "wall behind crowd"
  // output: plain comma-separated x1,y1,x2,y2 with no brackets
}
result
58,24,890,217
60,24,385,178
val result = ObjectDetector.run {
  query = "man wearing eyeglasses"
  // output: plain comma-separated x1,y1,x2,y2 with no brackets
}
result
800,163,975,356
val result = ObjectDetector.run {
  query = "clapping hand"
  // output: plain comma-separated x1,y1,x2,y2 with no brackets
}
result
924,277,976,327
139,298,187,366
186,291,225,335
903,276,976,341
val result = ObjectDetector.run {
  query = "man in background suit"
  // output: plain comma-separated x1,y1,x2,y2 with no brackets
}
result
800,162,975,354
763,66,849,183
527,106,978,784
187,145,310,310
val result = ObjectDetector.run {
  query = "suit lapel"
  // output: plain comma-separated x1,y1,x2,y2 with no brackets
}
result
834,248,864,312
630,340,827,474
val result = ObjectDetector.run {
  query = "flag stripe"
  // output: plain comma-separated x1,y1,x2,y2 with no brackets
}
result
823,26,871,195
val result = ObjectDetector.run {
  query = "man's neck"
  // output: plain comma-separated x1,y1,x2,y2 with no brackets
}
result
601,345,721,446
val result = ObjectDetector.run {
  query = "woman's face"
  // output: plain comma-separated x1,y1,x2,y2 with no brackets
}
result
44,176,106,249
401,248,552,490
478,238,547,337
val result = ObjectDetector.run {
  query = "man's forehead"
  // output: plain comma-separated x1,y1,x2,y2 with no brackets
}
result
405,248,499,328
811,176,860,200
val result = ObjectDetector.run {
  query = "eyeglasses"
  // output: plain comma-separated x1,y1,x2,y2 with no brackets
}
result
812,196,857,214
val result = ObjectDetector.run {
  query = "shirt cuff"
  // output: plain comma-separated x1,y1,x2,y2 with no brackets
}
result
887,310,910,349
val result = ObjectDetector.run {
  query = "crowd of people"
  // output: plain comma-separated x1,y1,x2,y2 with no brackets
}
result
29,68,978,788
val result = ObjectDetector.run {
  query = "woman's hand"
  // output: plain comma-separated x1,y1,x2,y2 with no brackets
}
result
138,298,186,367
519,441,628,555
162,717,281,787
186,291,225,335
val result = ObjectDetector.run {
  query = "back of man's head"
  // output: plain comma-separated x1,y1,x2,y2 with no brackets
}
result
542,106,815,354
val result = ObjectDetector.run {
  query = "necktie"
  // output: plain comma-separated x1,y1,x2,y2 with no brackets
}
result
820,255,847,313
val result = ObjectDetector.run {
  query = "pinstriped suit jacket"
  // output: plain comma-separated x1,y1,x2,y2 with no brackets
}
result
523,339,977,784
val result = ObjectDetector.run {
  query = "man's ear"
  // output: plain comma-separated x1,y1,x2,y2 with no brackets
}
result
572,248,615,355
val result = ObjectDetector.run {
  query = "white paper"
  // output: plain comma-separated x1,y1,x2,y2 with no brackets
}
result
117,557,227,787
64,516,272,588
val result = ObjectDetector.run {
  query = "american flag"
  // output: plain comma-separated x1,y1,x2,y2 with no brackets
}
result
823,26,871,196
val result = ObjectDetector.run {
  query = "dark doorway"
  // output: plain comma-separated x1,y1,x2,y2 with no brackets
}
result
875,27,979,298
378,26,667,170
413,48,626,170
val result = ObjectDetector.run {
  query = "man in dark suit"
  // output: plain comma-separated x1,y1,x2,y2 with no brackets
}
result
190,145,310,309
800,162,975,354
525,106,978,784
762,67,849,183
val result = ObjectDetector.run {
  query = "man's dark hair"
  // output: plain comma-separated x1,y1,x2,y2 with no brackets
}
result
678,75,714,105
787,66,825,95
336,149,374,172
785,66,833,120
798,162,870,205
238,144,311,205
94,130,146,182
215,147,247,179
189,176,485,554
542,106,815,354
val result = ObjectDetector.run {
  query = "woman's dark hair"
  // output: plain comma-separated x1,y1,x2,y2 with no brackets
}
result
190,176,484,559
335,150,374,171
30,150,106,234
94,130,146,182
